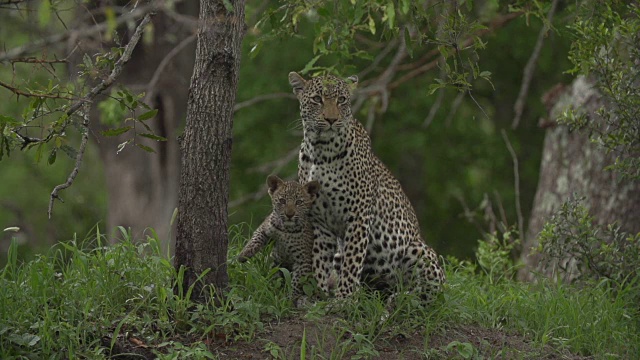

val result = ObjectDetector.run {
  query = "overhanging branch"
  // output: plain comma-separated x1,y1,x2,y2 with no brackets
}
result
48,13,154,218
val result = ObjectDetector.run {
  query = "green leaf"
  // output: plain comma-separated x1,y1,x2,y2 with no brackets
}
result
404,27,413,57
8,333,40,347
60,145,78,159
368,16,376,35
137,109,158,121
0,115,20,126
385,3,395,29
102,126,133,137
47,149,57,165
300,55,321,75
139,133,167,141
136,144,155,153
38,0,51,27
105,7,117,41
82,54,93,70
35,143,44,163
400,0,410,15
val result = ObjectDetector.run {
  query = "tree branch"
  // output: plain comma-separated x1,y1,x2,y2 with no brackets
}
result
511,0,559,129
501,129,524,239
145,32,197,104
47,13,153,218
47,103,90,219
233,92,296,112
390,12,522,90
0,79,76,100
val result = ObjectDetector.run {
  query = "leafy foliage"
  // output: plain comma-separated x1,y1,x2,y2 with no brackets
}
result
253,0,494,91
475,228,521,283
536,196,640,293
560,2,640,179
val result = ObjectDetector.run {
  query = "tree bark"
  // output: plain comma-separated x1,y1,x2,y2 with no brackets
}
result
174,0,246,301
518,77,640,281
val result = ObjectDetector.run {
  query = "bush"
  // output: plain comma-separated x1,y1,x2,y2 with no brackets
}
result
536,196,640,293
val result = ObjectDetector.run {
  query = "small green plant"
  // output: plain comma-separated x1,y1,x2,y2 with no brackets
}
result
537,196,640,294
445,340,477,359
475,228,521,283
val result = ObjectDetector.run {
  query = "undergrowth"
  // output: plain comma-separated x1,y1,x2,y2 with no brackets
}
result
1,224,638,359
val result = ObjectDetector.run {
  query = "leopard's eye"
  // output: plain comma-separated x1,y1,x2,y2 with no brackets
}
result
278,198,287,205
295,199,304,205
312,95,323,103
337,96,347,104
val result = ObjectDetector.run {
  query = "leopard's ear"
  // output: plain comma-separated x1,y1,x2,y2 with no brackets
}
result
346,75,358,93
305,181,321,200
266,175,284,195
288,72,307,97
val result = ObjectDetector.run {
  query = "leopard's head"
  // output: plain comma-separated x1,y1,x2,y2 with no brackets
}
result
288,72,358,137
267,175,320,230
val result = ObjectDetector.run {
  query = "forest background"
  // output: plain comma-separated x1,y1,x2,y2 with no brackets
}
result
0,0,638,283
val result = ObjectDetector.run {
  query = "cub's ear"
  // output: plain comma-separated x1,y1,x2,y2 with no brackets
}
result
288,72,307,97
346,75,358,93
266,175,284,195
305,181,321,199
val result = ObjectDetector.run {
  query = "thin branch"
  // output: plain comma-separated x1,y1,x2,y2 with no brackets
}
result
47,103,90,219
249,147,299,174
0,2,158,62
422,58,446,128
511,0,559,129
501,129,524,239
145,33,197,104
353,29,407,117
492,190,509,228
10,57,67,65
65,14,153,118
0,79,76,100
390,12,522,90
233,93,296,112
445,90,466,126
47,13,153,218
357,39,399,80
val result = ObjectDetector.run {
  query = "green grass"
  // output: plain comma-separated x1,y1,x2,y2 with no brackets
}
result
1,224,638,359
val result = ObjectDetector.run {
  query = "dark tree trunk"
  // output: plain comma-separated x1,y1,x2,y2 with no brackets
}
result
518,77,640,281
174,0,246,301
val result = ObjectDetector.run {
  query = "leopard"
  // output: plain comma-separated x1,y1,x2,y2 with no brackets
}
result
237,175,320,301
288,71,445,303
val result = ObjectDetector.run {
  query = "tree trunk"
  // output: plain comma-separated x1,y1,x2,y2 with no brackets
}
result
174,0,246,301
83,4,197,249
518,77,640,281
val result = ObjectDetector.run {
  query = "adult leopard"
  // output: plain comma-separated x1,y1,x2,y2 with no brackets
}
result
289,72,445,302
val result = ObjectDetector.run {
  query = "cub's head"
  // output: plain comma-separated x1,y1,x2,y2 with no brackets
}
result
288,72,358,135
267,175,320,230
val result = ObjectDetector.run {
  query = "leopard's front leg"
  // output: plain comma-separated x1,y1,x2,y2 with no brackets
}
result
238,215,273,262
335,214,371,298
311,224,337,293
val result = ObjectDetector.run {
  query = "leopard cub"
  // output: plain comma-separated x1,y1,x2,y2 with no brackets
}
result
238,175,320,301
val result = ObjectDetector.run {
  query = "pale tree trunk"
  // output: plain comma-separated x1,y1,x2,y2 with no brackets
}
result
174,0,246,301
518,77,640,281
85,5,197,249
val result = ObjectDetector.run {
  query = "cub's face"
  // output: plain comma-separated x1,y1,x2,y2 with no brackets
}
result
267,175,320,230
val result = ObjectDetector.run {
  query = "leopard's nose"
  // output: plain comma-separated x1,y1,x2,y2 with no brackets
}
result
285,208,295,218
324,117,338,125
